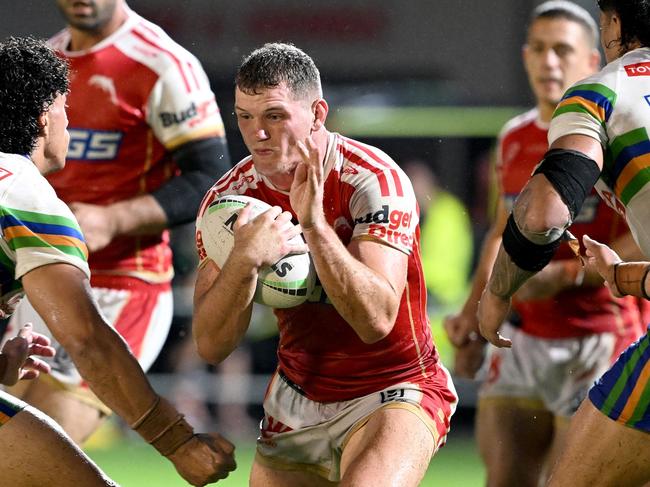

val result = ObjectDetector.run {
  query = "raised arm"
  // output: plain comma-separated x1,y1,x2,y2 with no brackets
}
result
291,138,406,344
477,134,604,347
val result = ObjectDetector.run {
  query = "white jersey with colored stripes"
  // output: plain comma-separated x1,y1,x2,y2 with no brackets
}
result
549,47,650,255
197,132,441,402
0,153,89,316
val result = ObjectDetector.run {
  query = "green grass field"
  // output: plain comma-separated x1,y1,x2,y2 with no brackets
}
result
85,430,484,486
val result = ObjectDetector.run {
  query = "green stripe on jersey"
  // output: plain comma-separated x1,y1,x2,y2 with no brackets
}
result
601,337,650,417
10,237,86,260
630,358,650,427
553,103,606,126
610,127,649,162
564,82,617,102
0,206,80,230
621,168,650,204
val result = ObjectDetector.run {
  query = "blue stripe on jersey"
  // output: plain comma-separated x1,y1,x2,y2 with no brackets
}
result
610,334,650,419
561,88,614,122
0,395,21,419
612,139,650,182
0,215,84,240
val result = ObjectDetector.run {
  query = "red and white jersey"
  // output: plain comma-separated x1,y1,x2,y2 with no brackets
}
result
48,7,225,283
497,108,641,338
197,133,440,402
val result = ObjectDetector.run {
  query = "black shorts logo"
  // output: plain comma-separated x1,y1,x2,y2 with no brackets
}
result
380,388,405,403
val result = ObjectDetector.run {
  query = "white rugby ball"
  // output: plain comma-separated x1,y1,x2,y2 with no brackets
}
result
198,194,315,308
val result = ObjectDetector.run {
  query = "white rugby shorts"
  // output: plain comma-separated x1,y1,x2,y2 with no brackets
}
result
478,322,616,417
6,283,173,385
255,368,457,481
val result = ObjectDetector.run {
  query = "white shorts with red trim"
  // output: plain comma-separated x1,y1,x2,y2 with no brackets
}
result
256,367,457,481
6,281,173,385
478,322,617,417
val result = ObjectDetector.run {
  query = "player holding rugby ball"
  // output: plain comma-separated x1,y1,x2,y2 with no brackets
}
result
193,42,457,487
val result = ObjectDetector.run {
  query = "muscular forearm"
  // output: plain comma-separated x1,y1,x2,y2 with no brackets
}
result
487,245,537,299
109,194,168,236
23,265,157,424
303,222,401,343
62,313,158,422
193,258,255,364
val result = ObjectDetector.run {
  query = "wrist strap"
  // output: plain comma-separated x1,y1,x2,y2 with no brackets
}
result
130,396,195,456
613,262,650,299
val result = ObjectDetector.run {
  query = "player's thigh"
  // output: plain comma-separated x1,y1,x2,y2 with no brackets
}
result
1,407,115,486
339,406,434,487
477,398,554,485
547,400,650,487
543,416,571,482
250,457,337,487
10,376,106,444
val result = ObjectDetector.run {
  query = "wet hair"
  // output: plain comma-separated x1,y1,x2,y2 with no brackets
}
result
236,42,322,100
530,1,599,48
0,37,69,155
598,0,650,50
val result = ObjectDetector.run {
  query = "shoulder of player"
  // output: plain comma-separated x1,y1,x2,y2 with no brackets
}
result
196,158,257,219
497,108,539,142
210,157,258,194
0,156,62,212
47,28,69,50
560,64,619,106
335,135,401,176
115,13,204,75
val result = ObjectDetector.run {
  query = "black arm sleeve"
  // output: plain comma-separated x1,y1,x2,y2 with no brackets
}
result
152,137,231,226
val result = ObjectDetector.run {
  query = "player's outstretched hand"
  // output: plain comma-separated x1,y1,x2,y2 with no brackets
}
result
583,234,622,297
167,432,236,486
0,323,56,386
477,288,512,348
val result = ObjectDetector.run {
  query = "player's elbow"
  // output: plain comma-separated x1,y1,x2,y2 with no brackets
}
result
194,334,229,365
516,176,572,235
516,193,571,237
358,318,396,344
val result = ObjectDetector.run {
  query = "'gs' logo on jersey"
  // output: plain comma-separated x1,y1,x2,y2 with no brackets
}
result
67,129,123,161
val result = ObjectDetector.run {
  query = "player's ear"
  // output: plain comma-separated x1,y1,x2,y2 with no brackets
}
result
522,43,530,66
590,48,601,71
311,98,328,132
38,111,48,137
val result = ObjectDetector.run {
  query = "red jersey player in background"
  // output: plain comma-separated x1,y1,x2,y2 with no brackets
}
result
444,2,644,486
193,43,458,486
6,0,232,444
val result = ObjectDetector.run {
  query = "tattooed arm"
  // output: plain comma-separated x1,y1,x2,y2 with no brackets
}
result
477,134,604,347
